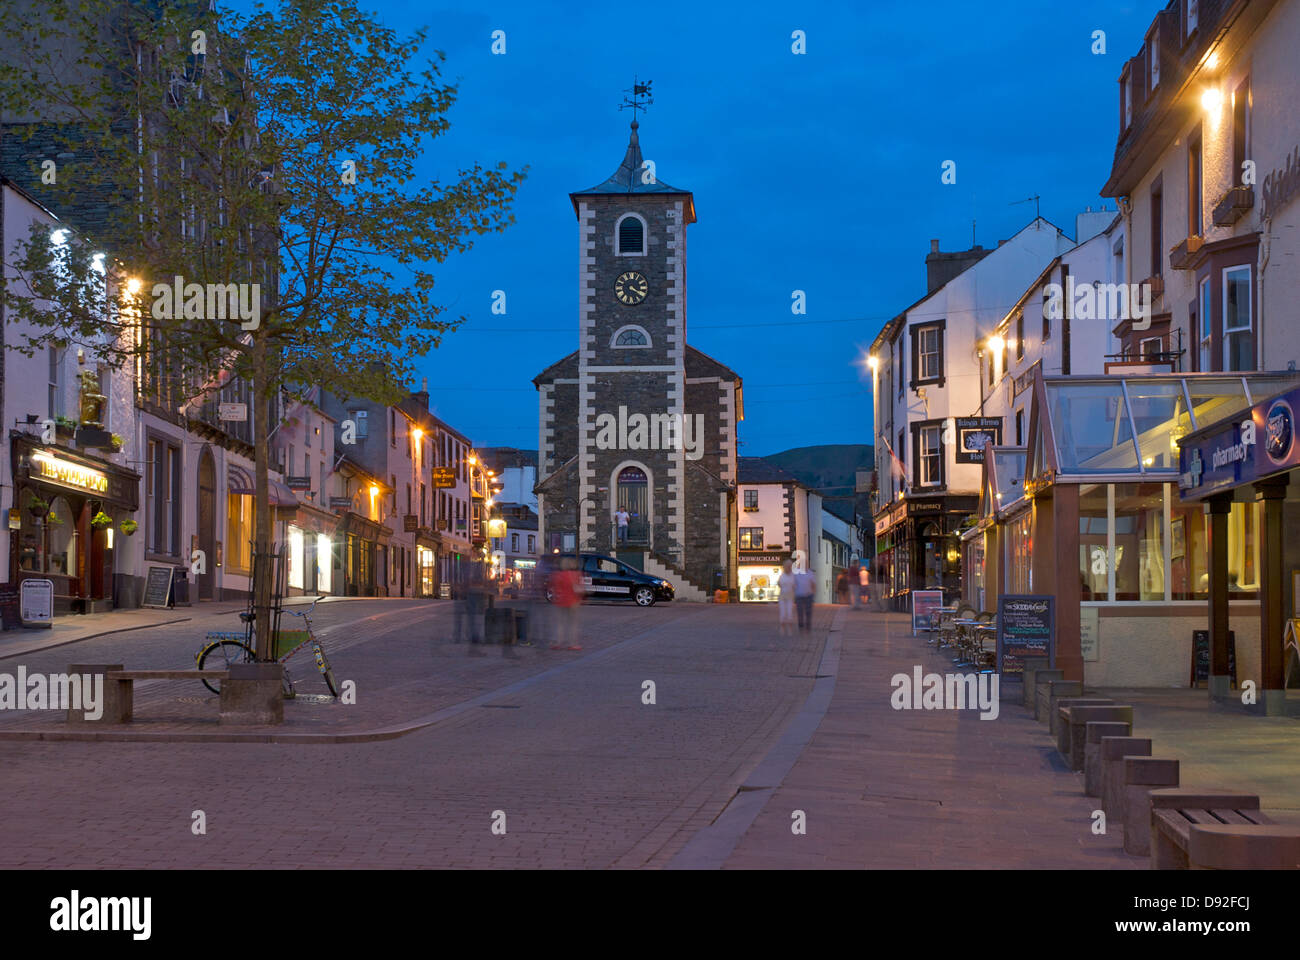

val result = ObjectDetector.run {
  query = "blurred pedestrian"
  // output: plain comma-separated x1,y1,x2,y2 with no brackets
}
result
549,556,586,650
777,558,795,636
454,560,487,655
859,564,870,610
847,559,861,609
793,563,816,633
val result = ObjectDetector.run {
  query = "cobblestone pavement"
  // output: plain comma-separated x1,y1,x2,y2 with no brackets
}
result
0,600,1139,868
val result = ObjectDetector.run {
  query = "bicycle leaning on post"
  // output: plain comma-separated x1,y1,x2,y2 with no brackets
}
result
194,596,341,699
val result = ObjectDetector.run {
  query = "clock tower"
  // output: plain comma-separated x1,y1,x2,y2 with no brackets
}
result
534,117,742,600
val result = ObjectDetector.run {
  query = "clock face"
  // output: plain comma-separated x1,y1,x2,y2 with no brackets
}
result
614,271,649,305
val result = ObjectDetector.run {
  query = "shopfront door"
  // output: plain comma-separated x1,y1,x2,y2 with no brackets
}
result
197,447,216,600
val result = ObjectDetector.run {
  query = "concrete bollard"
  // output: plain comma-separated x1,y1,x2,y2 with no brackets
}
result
1022,658,1052,709
1052,697,1113,742
1101,737,1152,821
1122,757,1180,856
1084,721,1132,796
1038,679,1080,725
1065,705,1132,772
219,662,284,725
66,664,128,723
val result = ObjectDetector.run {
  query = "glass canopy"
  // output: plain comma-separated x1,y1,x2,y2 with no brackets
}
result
993,448,1026,505
1036,373,1300,479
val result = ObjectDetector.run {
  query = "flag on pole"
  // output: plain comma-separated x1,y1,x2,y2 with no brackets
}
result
882,437,910,495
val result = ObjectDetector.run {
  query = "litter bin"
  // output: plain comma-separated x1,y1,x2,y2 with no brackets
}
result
172,567,191,607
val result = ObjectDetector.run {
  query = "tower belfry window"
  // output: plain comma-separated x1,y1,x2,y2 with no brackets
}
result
616,213,646,255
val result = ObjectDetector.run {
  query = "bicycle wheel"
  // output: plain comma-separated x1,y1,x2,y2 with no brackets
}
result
312,643,340,698
197,640,255,695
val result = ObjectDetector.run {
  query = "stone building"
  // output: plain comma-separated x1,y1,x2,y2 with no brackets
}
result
533,120,742,600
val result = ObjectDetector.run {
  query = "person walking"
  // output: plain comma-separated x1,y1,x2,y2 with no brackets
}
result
776,559,796,636
847,559,861,609
615,506,630,545
462,560,488,655
793,563,816,633
859,563,870,610
549,556,586,650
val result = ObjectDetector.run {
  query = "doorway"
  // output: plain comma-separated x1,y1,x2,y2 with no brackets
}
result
197,446,216,600
615,465,649,545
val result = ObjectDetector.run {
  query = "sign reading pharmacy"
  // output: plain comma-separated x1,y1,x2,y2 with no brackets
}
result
1179,384,1300,500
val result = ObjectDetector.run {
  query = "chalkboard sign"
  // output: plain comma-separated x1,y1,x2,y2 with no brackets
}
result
997,594,1054,677
1190,629,1236,688
142,565,175,609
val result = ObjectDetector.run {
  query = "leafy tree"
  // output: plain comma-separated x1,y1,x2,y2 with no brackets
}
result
0,0,524,657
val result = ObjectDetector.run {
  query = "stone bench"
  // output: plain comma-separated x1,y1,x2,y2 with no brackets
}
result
1122,757,1180,856
1050,697,1113,741
1100,737,1151,821
1036,679,1080,724
1145,789,1295,869
1058,704,1131,772
1084,721,1132,797
65,663,280,725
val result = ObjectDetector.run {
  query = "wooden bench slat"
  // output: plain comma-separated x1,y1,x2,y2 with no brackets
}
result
1182,808,1220,825
1214,809,1255,826
1154,809,1192,846
1243,810,1275,826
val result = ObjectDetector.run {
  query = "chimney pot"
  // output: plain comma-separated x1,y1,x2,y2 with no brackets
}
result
422,377,428,392
930,239,940,254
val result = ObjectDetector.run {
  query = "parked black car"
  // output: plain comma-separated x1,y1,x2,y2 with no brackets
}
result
537,553,674,607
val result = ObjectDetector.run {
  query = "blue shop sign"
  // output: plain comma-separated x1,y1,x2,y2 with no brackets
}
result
1179,386,1300,499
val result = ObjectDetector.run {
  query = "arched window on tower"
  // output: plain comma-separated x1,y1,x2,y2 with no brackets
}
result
615,213,646,256
611,324,651,349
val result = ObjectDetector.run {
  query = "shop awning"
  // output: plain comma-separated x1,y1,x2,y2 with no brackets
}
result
227,465,299,507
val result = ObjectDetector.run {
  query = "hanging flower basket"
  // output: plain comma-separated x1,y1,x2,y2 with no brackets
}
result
91,511,113,530
27,495,49,519
119,519,138,536
45,511,64,527
109,434,125,452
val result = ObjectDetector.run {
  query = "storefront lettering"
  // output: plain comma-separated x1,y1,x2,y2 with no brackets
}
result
1262,145,1300,219
1209,420,1255,470
31,453,108,494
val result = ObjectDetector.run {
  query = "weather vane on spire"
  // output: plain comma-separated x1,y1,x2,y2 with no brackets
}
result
619,76,653,121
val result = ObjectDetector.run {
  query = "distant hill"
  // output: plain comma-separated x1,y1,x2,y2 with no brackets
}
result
762,443,874,497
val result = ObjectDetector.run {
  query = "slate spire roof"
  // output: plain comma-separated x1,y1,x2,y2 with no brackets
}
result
570,120,695,221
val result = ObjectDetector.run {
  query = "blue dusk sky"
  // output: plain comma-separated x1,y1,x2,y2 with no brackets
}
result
244,0,1161,455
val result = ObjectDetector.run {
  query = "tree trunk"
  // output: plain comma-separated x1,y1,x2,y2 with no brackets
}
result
252,334,274,660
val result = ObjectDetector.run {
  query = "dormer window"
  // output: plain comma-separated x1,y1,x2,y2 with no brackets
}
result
1149,33,1160,92
612,324,651,348
1186,0,1198,37
615,213,646,256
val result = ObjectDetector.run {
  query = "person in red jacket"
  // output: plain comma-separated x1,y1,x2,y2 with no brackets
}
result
548,556,586,651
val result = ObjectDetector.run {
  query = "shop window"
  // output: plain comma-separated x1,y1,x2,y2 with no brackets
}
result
1007,511,1033,594
45,496,77,577
739,527,764,549
287,525,304,589
1114,483,1165,601
226,492,254,574
1222,266,1253,371
316,534,332,593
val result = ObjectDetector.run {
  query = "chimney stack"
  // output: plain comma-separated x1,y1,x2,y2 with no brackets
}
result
930,239,940,254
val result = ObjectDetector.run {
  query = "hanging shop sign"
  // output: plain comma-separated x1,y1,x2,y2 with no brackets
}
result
218,402,248,422
1179,384,1300,499
954,418,1003,464
432,467,457,489
486,518,507,539
285,476,312,490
